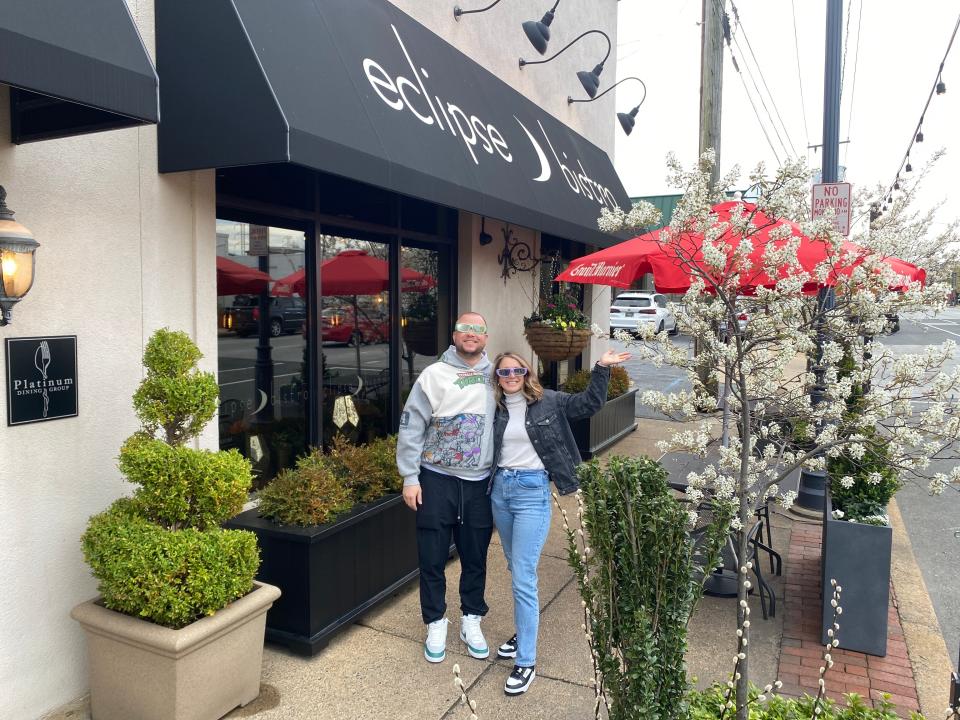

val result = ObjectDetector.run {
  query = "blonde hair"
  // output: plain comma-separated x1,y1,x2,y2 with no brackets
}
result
492,352,544,406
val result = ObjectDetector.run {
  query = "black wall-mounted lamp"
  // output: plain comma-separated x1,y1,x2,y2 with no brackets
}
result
478,217,493,245
568,76,647,136
520,29,611,99
453,0,561,56
0,186,39,327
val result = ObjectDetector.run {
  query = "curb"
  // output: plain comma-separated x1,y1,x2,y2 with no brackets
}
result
888,498,954,718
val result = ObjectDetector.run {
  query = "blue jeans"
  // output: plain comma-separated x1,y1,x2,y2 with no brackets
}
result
491,467,552,667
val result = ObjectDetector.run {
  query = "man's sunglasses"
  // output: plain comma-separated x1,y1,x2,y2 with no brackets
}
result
454,322,487,334
495,367,529,378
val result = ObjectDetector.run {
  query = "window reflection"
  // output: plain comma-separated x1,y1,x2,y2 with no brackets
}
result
401,244,448,400
216,221,308,489
319,232,392,447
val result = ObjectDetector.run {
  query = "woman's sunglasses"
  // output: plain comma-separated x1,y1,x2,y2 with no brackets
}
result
495,367,529,378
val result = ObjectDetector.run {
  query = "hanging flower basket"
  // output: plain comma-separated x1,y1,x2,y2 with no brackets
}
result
523,323,592,361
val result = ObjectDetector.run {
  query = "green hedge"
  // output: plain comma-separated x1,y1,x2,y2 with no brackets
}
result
688,683,916,720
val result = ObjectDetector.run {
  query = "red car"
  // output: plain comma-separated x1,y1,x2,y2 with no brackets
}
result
321,307,388,345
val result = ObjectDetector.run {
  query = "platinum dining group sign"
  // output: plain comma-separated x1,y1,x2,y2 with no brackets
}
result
5,336,78,425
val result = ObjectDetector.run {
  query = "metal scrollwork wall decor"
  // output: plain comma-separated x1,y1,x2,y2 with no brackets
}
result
497,224,540,283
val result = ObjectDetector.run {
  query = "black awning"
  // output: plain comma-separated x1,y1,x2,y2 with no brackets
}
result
1,0,159,143
156,0,630,247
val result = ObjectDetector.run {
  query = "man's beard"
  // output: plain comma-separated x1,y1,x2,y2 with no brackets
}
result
454,342,484,358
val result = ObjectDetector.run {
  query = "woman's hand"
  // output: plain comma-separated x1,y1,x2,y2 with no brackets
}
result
598,350,631,367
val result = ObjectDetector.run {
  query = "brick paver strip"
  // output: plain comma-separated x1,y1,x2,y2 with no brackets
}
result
774,521,921,718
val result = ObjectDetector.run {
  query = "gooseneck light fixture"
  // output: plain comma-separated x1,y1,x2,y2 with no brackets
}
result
0,186,39,327
568,76,647,136
520,29,611,99
453,0,561,56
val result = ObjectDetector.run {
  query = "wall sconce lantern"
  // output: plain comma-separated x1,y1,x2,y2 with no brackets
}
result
497,224,539,284
0,186,39,327
454,0,561,56
478,217,493,245
520,29,612,99
568,76,647,137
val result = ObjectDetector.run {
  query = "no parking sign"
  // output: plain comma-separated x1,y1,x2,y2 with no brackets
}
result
812,182,852,236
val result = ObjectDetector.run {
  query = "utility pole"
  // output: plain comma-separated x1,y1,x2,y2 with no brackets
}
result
796,0,842,512
699,0,725,187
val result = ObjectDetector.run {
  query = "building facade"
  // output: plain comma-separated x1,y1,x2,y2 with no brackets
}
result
0,1,626,716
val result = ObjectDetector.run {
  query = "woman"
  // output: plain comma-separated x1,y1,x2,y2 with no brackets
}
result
490,348,631,695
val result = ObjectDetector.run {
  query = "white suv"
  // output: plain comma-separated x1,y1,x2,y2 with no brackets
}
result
609,292,678,335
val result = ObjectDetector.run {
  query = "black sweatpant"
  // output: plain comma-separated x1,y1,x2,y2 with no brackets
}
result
415,467,494,624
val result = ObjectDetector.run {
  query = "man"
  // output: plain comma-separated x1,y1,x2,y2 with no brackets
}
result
396,311,495,663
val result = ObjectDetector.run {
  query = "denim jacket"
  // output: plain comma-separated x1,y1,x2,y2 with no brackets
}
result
492,363,610,495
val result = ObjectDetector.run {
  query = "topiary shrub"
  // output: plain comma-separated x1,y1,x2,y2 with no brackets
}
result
81,328,259,629
828,427,901,524
256,434,403,526
562,365,631,400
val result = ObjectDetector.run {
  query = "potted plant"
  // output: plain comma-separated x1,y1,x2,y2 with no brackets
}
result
821,427,901,656
564,365,638,458
226,435,418,655
523,289,594,361
71,329,280,720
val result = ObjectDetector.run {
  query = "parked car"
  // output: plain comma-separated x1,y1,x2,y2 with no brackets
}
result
225,295,307,337
609,292,678,335
321,306,389,345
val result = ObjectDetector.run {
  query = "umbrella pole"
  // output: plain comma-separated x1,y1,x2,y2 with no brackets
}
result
353,295,362,379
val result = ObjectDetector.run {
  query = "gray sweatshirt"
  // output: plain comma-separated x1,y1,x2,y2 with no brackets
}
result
396,345,496,486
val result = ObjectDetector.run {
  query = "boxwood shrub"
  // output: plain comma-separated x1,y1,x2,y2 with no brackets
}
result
81,329,259,629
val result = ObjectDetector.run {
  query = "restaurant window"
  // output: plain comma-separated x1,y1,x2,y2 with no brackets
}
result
216,220,309,489
319,229,392,447
400,242,450,403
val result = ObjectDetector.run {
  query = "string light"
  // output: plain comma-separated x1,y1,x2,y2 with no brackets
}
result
915,126,924,143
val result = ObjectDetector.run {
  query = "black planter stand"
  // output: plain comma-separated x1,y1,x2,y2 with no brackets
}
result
570,389,638,460
226,494,419,655
821,490,892,656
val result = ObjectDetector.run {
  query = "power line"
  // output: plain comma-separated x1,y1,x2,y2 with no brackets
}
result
729,1,799,157
790,0,811,148
840,0,852,102
731,31,792,159
843,0,863,166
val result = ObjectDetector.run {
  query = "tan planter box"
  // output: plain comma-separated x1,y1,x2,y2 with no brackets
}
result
71,581,281,720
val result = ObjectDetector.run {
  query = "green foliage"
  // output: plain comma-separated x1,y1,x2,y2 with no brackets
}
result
82,499,259,629
257,456,353,526
81,329,258,629
524,289,590,329
132,328,219,446
257,435,403,526
118,434,250,530
569,456,733,720
828,427,901,521
562,365,631,400
688,683,914,720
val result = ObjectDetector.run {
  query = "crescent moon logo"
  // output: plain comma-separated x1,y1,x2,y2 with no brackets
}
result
514,117,551,182
250,390,269,416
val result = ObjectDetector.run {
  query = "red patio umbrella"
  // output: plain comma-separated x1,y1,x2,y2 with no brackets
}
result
555,202,924,293
216,256,271,295
272,250,436,296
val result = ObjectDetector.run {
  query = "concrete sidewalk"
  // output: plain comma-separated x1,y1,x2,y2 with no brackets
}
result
50,418,954,720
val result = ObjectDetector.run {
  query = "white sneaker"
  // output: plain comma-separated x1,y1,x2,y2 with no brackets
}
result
424,618,449,663
459,614,489,659
505,665,536,695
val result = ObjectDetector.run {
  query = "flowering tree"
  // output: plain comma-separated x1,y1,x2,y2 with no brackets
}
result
597,150,960,720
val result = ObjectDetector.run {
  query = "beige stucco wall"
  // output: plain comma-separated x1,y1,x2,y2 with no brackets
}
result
0,2,619,717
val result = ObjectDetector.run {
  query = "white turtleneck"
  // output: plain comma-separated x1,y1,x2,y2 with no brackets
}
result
499,392,545,470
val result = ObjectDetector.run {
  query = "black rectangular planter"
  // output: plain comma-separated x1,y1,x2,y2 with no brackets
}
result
226,493,418,656
570,388,638,460
821,491,892,656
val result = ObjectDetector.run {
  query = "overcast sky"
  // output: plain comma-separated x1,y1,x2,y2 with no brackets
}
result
613,0,960,235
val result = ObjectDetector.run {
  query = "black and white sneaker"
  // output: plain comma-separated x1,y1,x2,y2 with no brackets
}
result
497,633,518,659
504,665,535,695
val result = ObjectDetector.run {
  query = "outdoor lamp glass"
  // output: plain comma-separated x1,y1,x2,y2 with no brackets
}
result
0,185,39,327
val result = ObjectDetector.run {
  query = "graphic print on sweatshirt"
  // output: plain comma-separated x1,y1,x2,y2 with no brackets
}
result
423,413,485,468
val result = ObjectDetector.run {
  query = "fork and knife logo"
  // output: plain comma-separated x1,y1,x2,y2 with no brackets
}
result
34,340,52,418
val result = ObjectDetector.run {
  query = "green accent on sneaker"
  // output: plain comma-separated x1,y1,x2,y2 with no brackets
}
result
424,645,445,659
